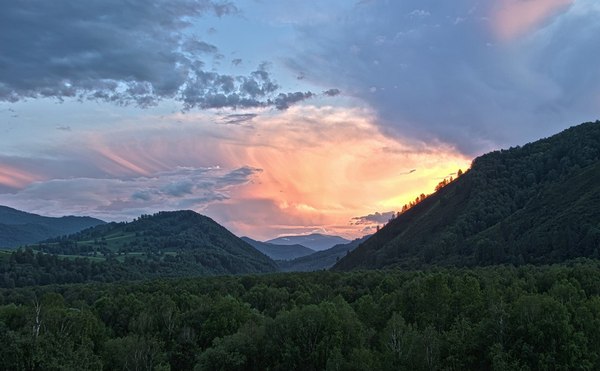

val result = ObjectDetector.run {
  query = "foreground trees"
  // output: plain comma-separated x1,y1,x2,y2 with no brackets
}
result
1,260,600,370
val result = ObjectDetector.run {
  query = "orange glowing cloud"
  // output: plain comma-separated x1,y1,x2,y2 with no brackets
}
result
227,106,468,218
116,106,469,238
491,0,573,40
0,164,40,189
42,105,471,239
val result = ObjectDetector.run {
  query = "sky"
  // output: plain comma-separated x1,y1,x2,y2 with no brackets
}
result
1,0,599,240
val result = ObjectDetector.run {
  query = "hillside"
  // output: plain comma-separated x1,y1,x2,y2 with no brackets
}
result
1,210,277,287
279,235,371,272
334,120,600,271
267,233,350,251
0,206,105,248
241,237,314,260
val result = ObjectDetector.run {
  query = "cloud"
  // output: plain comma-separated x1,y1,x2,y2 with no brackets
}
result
491,0,574,40
0,0,311,110
56,125,72,131
351,211,396,225
0,105,470,238
289,0,600,154
232,58,243,66
323,88,341,97
0,164,41,189
409,9,431,18
272,92,314,110
162,180,195,197
182,39,219,54
220,113,258,125
0,166,261,221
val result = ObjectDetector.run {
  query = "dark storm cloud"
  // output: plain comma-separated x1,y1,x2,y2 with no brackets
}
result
290,0,600,154
0,0,311,110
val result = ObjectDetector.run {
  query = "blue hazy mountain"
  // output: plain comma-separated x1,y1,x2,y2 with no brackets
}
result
266,233,350,251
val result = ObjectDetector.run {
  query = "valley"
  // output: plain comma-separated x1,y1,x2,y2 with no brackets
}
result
2,121,600,370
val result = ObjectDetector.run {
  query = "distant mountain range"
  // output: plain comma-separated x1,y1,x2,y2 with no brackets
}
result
266,233,350,251
0,206,105,248
278,235,371,272
240,237,315,260
334,120,600,271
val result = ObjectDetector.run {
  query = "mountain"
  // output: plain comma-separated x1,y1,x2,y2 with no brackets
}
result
1,210,278,287
266,233,350,251
334,120,600,271
0,205,105,248
278,235,371,272
240,237,315,260
39,210,278,275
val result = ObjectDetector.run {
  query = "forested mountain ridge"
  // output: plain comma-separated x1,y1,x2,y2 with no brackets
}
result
335,120,600,270
0,205,105,248
0,210,277,287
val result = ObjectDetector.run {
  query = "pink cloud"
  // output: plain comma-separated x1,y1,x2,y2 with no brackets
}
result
491,0,574,40
0,106,471,239
0,164,40,189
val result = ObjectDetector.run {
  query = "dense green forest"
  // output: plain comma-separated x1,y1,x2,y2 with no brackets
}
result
1,261,600,370
335,120,600,271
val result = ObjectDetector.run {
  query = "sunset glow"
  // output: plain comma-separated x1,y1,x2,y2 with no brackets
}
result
0,0,597,240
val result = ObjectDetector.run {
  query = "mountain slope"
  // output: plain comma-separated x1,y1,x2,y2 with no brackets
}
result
334,120,600,271
279,235,371,272
240,237,314,260
0,206,105,248
12,210,279,284
266,233,350,251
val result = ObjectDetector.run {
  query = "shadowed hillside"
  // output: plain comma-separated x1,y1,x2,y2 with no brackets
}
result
0,210,277,287
241,237,315,260
279,235,371,272
334,121,600,270
0,206,105,248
